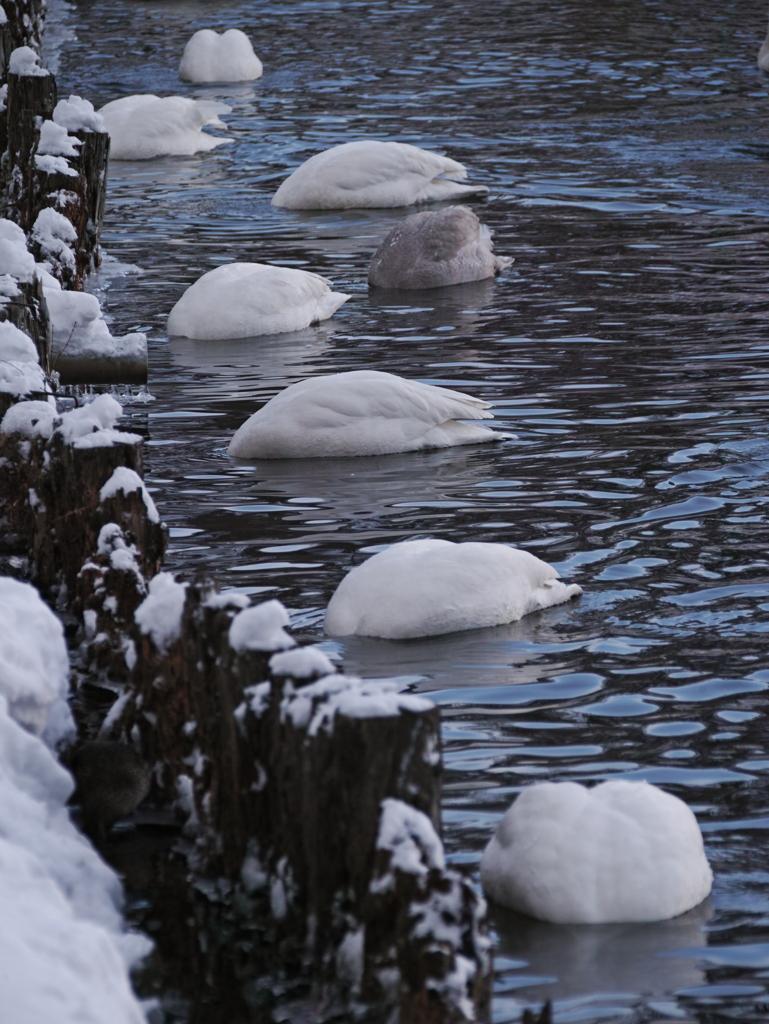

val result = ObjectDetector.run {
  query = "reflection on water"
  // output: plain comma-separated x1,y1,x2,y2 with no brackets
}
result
53,0,769,1019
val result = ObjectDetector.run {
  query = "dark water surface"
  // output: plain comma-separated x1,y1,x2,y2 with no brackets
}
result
53,0,769,1020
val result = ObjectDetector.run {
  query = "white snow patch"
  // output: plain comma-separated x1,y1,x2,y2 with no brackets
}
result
268,646,334,679
8,46,49,76
134,572,187,653
44,281,147,367
31,207,77,269
99,466,159,524
280,674,433,738
203,590,250,611
0,320,46,396
55,393,136,449
38,119,81,158
0,399,57,439
372,798,445,892
0,577,73,746
228,599,295,653
0,694,150,1023
0,218,36,281
53,95,106,134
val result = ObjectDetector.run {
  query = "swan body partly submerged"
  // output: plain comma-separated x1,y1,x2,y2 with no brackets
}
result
324,538,580,638
227,370,510,459
760,25,769,71
98,95,231,159
167,263,350,340
480,780,713,924
369,205,513,289
179,29,263,82
271,140,489,210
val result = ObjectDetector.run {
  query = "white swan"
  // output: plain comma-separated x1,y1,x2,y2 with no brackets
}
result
167,263,349,340
97,95,231,159
271,140,489,210
227,370,510,460
759,22,769,70
480,780,712,924
369,206,513,289
179,29,263,83
324,538,580,638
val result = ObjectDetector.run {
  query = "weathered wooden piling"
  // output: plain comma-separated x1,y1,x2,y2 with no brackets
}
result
0,401,492,1021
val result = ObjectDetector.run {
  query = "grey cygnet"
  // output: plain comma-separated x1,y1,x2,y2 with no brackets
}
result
368,205,513,290
69,741,151,843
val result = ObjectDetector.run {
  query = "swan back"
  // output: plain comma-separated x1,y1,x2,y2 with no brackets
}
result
179,29,263,83
226,370,509,459
98,95,232,159
480,780,713,924
760,22,769,70
271,140,489,209
324,538,581,638
369,205,513,289
167,263,349,340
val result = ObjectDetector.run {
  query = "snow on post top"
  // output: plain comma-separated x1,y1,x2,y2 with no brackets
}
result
99,466,160,524
134,573,188,653
228,600,295,653
8,46,49,76
279,674,433,737
268,646,335,679
53,95,106,134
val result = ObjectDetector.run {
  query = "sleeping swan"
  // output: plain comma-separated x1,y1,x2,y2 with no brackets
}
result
167,263,350,340
227,370,511,459
271,140,489,210
480,780,713,924
179,29,263,83
97,95,231,159
369,206,513,289
324,538,581,639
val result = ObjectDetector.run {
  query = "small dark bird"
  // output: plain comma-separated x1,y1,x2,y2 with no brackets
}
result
68,741,151,844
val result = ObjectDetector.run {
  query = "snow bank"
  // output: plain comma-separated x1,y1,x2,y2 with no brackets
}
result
179,29,263,83
480,780,713,923
98,95,232,160
99,466,159,524
279,673,433,737
0,320,47,396
0,578,73,746
134,572,187,652
53,95,106,134
8,46,50,77
228,599,295,653
0,692,150,1022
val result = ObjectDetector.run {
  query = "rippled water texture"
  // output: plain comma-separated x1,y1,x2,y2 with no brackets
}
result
52,1,769,1019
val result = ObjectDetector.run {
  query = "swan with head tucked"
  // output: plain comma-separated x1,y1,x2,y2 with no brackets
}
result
179,29,263,82
227,370,511,459
97,95,231,159
369,206,513,289
480,780,712,924
759,20,769,70
324,538,581,639
167,263,350,340
271,140,489,210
